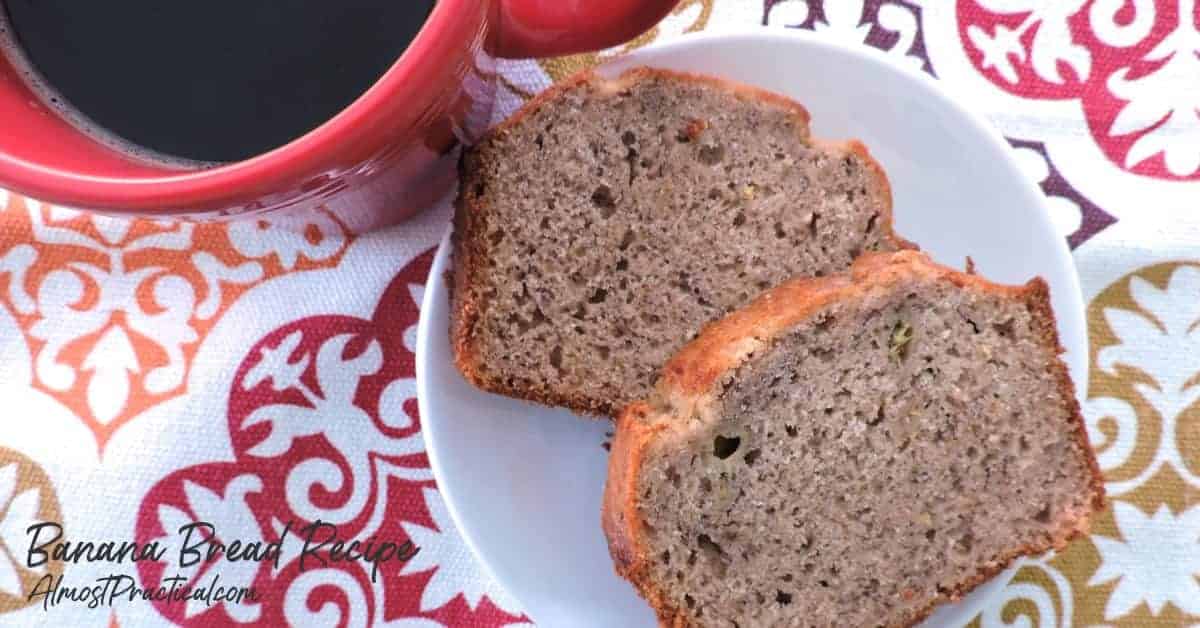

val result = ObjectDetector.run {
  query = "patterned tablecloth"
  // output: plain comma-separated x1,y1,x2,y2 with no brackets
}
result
0,1,1197,626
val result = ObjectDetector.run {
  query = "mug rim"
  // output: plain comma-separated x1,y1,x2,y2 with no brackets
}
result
0,0,472,214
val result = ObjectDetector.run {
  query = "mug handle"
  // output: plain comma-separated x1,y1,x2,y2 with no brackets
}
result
494,0,680,59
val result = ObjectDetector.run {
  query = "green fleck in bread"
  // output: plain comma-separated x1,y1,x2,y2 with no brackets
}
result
603,250,1104,627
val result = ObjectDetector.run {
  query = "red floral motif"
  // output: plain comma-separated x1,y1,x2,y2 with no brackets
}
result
133,249,526,627
959,0,1200,180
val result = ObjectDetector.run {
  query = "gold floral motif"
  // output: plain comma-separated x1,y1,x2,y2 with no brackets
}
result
1053,487,1200,626
1085,261,1200,506
1067,262,1200,625
0,447,63,613
974,556,1074,627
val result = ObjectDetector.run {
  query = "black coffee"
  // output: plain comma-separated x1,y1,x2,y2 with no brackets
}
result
1,0,434,164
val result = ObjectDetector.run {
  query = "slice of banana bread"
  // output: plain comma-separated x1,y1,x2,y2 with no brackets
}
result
451,67,912,415
603,251,1104,628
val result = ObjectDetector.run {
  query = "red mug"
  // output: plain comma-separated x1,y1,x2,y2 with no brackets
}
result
0,0,678,230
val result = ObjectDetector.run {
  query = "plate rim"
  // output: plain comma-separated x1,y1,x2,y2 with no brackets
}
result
416,26,1088,626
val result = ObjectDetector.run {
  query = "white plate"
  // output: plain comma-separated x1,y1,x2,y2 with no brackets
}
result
417,30,1087,628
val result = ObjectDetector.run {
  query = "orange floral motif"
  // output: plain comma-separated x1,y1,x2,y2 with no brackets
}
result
0,195,353,454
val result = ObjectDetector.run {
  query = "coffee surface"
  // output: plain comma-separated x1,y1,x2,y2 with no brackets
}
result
3,0,434,163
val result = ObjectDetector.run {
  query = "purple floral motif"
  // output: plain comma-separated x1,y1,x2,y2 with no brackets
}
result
764,0,934,75
1009,138,1116,249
